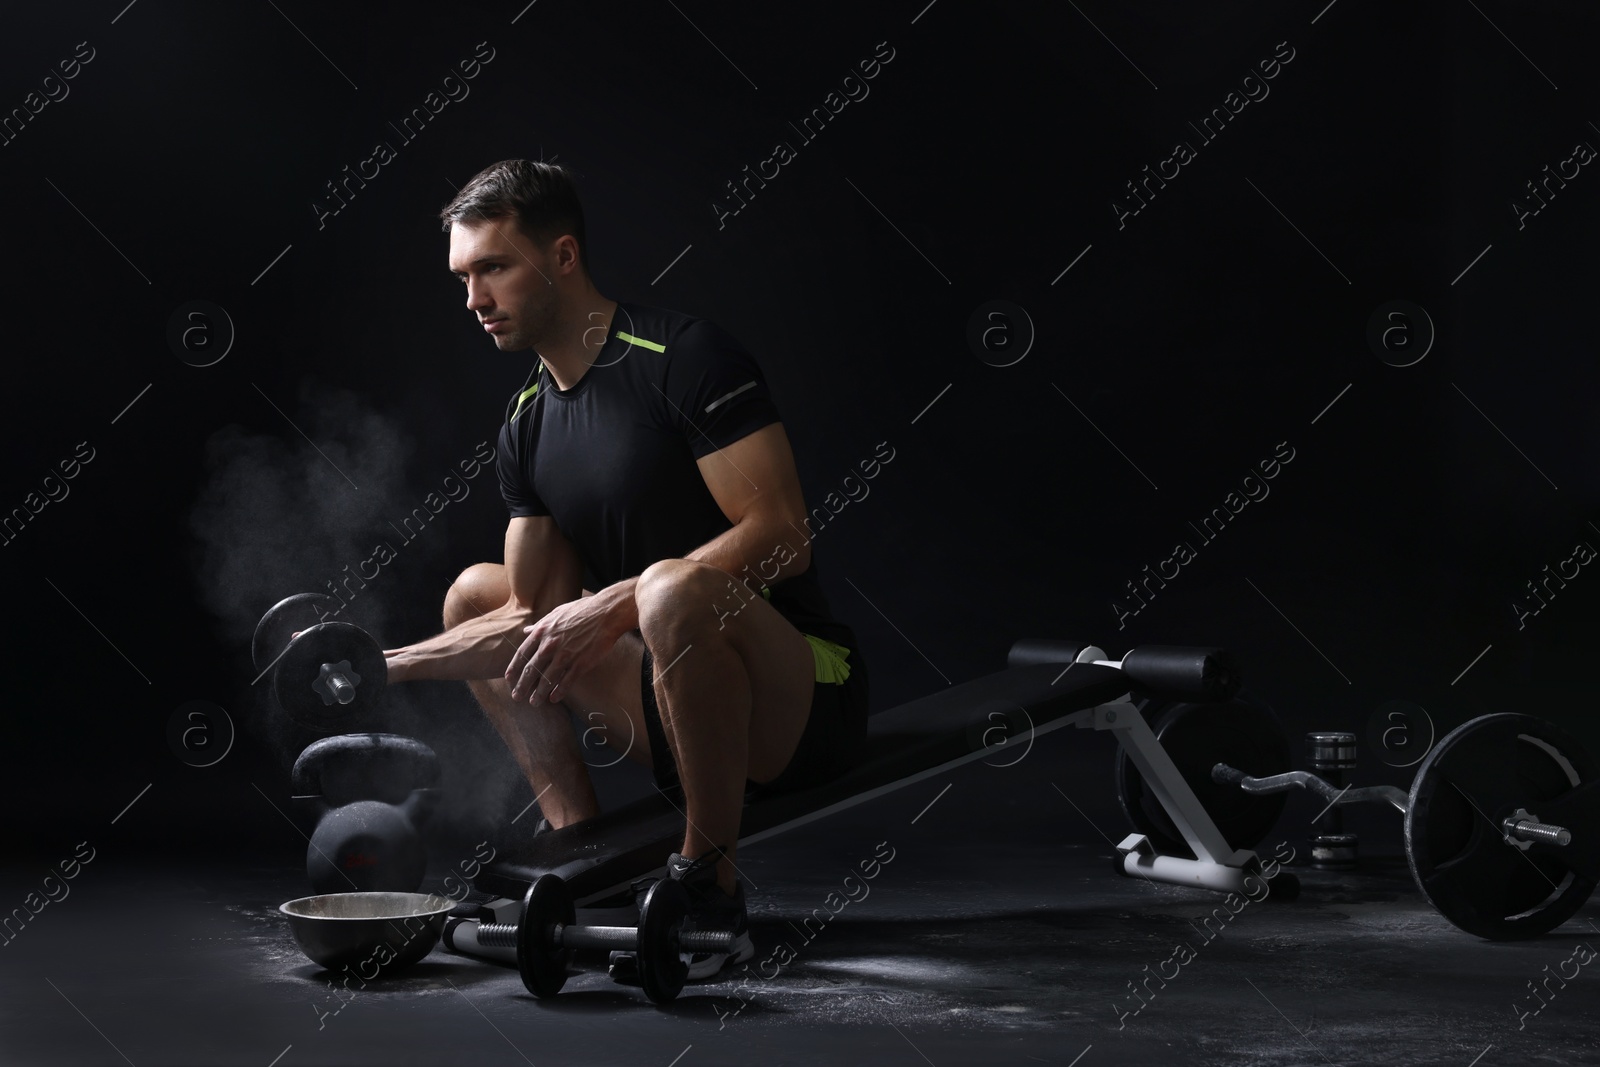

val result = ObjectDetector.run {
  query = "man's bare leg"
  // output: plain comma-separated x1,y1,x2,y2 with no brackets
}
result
444,563,653,828
635,559,817,895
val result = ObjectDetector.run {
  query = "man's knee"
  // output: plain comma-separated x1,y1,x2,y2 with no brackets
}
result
636,559,727,640
443,562,507,629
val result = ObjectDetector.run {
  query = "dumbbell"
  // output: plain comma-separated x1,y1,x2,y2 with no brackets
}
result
292,733,439,894
473,873,734,1004
1306,732,1358,869
254,593,387,731
1211,712,1598,940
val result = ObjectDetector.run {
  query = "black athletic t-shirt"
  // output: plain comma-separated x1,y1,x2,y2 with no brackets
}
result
495,301,860,661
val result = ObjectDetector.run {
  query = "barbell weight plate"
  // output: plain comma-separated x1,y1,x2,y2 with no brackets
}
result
1405,713,1598,940
636,877,690,1005
273,622,387,732
1114,696,1292,859
517,874,574,998
252,593,340,674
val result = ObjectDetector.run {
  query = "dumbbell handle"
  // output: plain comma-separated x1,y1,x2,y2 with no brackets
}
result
475,920,734,953
1212,764,1410,814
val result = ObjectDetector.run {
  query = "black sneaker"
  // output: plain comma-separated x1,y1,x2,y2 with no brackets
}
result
666,848,755,980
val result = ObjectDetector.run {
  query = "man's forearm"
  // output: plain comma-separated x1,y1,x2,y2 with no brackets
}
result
399,514,806,680
591,576,641,635
387,601,536,683
598,513,809,631
685,511,811,591
577,515,805,641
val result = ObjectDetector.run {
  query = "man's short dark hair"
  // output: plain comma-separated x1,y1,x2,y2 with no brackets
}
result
439,159,589,272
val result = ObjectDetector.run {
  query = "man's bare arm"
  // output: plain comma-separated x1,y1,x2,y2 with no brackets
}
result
585,422,812,636
386,515,585,682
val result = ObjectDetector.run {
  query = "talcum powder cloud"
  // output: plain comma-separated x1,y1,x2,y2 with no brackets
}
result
188,383,415,650
187,383,531,833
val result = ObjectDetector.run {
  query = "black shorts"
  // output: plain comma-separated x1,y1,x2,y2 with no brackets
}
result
637,630,869,801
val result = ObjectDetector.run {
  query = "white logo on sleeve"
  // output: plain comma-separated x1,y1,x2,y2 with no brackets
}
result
705,381,756,413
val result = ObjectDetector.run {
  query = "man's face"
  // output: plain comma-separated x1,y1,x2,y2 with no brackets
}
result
448,217,559,352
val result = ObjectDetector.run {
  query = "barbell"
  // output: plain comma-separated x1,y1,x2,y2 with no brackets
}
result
1213,712,1597,940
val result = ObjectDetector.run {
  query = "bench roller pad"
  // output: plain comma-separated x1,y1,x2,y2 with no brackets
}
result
475,660,1131,901
1118,645,1241,702
1006,638,1089,669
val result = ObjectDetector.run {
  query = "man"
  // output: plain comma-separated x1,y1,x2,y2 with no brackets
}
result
382,159,870,978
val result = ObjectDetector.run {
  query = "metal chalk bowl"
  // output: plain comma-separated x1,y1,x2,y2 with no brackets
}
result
280,891,454,975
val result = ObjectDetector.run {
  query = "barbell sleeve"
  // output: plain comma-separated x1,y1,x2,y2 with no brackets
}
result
1504,814,1572,847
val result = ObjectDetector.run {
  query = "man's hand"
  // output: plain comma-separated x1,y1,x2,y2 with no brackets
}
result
506,589,628,705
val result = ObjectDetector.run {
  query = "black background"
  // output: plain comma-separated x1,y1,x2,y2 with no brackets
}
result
3,0,1597,863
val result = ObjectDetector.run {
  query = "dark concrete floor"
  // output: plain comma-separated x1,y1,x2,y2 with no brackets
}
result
4,732,1596,1067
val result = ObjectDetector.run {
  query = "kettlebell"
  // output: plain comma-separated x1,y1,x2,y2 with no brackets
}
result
291,732,440,894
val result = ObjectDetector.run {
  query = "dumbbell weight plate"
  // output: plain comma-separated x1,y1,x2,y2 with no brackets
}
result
1406,713,1598,940
1114,696,1292,859
273,622,387,732
517,874,575,998
636,878,691,1005
253,593,341,674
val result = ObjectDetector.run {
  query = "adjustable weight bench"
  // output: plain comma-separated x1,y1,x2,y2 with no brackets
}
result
446,639,1280,959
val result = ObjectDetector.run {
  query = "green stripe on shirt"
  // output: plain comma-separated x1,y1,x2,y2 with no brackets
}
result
617,330,667,353
510,382,540,421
